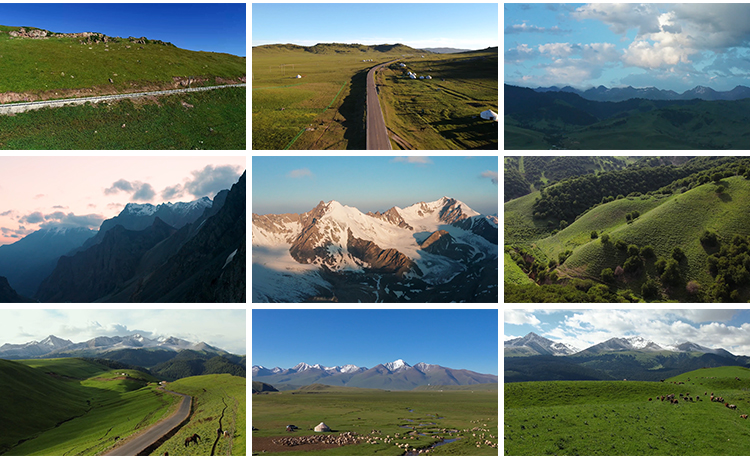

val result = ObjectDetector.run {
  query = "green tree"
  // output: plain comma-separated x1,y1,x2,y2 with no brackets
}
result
623,255,643,273
601,268,615,283
628,244,640,257
672,247,686,261
640,245,655,258
641,276,659,300
717,185,725,194
615,240,628,251
661,259,681,286
591,230,598,239
600,233,610,244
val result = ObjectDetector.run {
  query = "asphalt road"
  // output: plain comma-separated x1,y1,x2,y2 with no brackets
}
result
366,61,397,150
103,388,191,456
0,83,246,115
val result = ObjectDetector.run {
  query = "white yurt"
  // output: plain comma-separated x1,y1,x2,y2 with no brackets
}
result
295,74,302,79
480,109,498,121
314,422,331,432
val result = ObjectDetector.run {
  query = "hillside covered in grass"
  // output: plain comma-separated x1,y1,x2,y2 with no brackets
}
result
0,25,245,97
505,156,750,302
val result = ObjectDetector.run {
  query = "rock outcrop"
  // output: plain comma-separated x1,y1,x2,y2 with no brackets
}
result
366,207,413,230
347,228,420,277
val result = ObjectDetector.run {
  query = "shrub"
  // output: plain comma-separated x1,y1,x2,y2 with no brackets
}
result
559,220,568,230
640,246,655,258
713,172,723,183
601,268,615,284
600,233,610,244
641,277,659,300
716,185,725,194
672,247,686,261
686,280,701,295
615,240,628,251
625,213,632,222
655,258,667,275
623,255,643,273
558,250,573,265
631,210,640,219
661,259,681,286
591,230,598,239
700,230,719,247
627,244,640,257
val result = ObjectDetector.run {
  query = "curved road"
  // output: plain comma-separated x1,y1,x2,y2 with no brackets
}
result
0,83,245,115
366,60,397,150
103,388,191,456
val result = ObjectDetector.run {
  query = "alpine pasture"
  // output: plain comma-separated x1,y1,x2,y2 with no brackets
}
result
0,358,246,456
251,44,498,150
505,366,750,455
252,384,498,455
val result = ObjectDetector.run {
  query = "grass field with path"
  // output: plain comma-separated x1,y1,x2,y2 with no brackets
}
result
252,384,497,455
505,366,750,455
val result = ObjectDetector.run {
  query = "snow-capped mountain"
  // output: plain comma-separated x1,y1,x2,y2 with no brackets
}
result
252,359,498,390
100,197,213,233
0,334,227,359
504,332,579,356
252,196,498,302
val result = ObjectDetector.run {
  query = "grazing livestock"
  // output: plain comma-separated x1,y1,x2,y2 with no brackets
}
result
185,433,201,447
741,414,748,419
648,398,652,402
272,432,360,448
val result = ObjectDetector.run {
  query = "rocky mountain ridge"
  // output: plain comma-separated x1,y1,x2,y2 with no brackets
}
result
252,196,498,302
533,84,750,102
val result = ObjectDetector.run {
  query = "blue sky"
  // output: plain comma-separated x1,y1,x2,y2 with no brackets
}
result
0,3,246,56
253,309,498,375
252,3,498,50
251,156,498,216
1,309,246,355
505,309,750,355
505,3,750,92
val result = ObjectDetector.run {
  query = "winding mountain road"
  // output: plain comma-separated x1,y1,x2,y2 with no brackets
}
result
103,388,191,456
0,84,245,115
366,60,397,150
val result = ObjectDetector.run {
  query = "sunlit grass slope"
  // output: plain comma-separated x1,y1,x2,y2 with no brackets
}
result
506,366,750,455
0,26,245,93
1,358,179,456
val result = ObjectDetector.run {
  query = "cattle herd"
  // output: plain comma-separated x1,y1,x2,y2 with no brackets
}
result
650,382,746,419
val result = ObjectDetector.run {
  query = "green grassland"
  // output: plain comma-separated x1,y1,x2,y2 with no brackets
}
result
504,191,552,244
1,358,180,456
0,87,245,149
152,374,246,456
252,45,409,150
252,386,498,455
505,366,750,455
0,26,245,94
505,252,534,285
377,50,498,149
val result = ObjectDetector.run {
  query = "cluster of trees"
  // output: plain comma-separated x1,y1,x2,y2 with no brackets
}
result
705,234,750,302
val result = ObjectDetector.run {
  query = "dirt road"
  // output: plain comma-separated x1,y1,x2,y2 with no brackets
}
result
0,84,245,115
103,388,191,456
366,61,397,150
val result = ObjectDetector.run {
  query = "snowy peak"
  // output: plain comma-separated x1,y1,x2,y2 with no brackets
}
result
504,332,578,356
123,202,158,217
384,359,411,372
581,336,664,354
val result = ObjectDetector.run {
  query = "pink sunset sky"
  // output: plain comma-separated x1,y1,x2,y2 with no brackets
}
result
0,156,246,246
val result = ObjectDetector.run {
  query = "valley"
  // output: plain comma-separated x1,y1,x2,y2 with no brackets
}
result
252,384,497,456
252,43,498,150
505,156,750,302
505,84,750,150
505,366,750,455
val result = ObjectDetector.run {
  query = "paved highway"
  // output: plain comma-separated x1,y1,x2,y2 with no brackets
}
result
366,60,397,150
103,388,191,456
0,84,246,115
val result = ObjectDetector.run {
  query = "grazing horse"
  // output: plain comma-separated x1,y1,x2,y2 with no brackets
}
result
185,433,201,447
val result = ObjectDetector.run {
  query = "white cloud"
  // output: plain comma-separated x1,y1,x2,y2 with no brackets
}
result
480,170,498,185
392,156,432,165
504,310,541,326
287,168,313,179
505,23,571,35
573,3,661,37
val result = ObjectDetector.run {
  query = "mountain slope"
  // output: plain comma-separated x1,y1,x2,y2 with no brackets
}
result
0,226,97,297
505,332,578,356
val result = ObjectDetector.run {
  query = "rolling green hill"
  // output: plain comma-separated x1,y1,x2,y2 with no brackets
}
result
505,366,750,455
412,383,498,391
252,381,278,393
253,42,428,55
1,358,177,456
150,350,246,381
0,25,245,95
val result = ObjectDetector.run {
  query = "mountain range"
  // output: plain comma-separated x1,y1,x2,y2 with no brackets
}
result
533,84,750,103
505,333,745,382
252,196,498,302
252,43,429,55
0,334,225,360
0,171,245,303
252,359,498,390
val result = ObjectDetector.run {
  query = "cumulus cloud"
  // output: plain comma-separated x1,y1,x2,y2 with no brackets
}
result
104,179,155,201
104,179,135,195
480,170,499,185
39,212,104,229
132,183,156,201
0,210,16,217
573,3,661,37
0,226,33,239
393,156,432,164
505,44,538,63
287,168,313,179
182,165,243,198
504,310,541,326
20,211,45,224
160,184,184,201
505,23,571,35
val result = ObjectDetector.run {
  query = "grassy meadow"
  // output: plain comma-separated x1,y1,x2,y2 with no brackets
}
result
0,86,245,149
505,366,750,455
377,50,498,149
152,374,246,456
0,26,246,94
252,384,498,455
251,45,498,150
0,358,180,456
